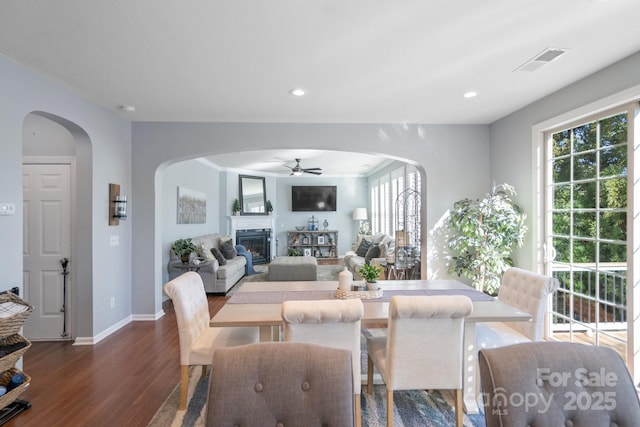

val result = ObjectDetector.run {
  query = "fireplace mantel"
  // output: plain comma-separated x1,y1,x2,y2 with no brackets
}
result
229,215,276,261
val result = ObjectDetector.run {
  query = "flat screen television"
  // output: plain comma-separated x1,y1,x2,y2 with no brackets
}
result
292,186,337,211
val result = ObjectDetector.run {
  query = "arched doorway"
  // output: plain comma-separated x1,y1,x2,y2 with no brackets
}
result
22,112,93,340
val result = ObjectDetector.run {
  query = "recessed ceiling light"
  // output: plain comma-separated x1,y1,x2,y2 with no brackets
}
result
289,88,307,97
463,91,478,98
119,105,136,113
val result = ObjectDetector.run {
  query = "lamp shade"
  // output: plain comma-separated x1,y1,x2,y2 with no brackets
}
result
352,208,368,221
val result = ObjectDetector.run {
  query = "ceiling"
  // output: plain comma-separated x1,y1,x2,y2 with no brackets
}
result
202,149,392,177
2,0,640,174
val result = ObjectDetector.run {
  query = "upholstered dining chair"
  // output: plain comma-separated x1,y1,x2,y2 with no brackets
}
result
476,267,559,349
479,342,640,427
366,295,473,427
163,272,258,410
281,298,364,427
206,342,355,427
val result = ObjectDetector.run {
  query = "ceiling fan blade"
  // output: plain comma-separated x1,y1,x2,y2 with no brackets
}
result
304,170,322,175
302,167,322,171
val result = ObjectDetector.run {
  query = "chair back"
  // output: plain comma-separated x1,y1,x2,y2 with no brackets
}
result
386,295,472,390
497,267,559,340
206,342,354,427
479,342,640,427
282,299,363,392
163,272,210,365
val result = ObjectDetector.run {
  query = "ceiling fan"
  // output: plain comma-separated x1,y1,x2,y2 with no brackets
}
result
289,158,322,176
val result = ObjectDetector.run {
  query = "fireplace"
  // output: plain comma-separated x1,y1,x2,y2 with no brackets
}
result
236,229,271,265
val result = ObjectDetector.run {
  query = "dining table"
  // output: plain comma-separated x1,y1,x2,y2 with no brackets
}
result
210,279,532,414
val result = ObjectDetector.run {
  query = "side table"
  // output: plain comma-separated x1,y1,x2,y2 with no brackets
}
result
169,259,211,274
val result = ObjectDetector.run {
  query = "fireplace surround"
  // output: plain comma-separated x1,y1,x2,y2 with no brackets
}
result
229,215,276,263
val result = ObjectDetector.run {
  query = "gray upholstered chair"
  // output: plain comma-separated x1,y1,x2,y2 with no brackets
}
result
281,299,364,427
366,295,473,427
476,267,559,349
479,342,640,427
206,342,355,427
163,272,259,410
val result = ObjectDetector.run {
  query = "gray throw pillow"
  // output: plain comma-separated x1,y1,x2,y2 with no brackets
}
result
364,245,381,264
220,239,237,259
355,239,372,257
211,247,227,265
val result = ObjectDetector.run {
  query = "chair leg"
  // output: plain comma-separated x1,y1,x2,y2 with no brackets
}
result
355,394,361,427
386,389,393,427
454,388,463,427
179,365,189,411
367,356,373,394
201,365,208,379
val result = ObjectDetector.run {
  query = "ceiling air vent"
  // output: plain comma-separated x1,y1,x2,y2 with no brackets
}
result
515,48,569,72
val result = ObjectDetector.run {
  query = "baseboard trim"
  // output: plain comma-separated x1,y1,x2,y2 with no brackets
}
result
72,309,166,345
132,309,165,321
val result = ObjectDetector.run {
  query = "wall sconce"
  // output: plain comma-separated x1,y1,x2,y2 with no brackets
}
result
109,183,127,226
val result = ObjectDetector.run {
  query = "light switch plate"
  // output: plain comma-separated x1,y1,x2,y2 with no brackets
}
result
110,235,119,246
0,203,16,215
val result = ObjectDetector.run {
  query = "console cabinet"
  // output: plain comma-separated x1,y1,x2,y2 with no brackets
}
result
287,230,338,259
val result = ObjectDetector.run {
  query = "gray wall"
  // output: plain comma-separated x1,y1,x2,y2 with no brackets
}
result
490,51,640,271
159,161,368,281
133,123,491,315
273,175,368,257
6,47,639,340
0,54,132,340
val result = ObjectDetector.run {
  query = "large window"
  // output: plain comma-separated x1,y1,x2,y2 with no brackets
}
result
545,107,632,358
370,163,421,238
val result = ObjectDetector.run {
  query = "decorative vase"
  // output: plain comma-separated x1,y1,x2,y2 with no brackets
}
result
181,254,190,263
338,267,353,292
366,281,377,291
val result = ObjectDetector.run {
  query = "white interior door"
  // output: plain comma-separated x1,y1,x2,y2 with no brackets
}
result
23,163,72,340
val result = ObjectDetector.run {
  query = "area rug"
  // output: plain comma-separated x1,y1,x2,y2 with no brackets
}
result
148,329,486,427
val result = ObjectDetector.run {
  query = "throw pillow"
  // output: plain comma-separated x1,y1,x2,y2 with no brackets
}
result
211,247,227,266
220,239,237,259
364,244,381,264
198,242,216,261
355,239,372,257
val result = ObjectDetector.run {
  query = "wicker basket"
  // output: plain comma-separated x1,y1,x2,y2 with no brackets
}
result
0,335,31,373
0,368,30,411
335,287,383,300
0,293,34,338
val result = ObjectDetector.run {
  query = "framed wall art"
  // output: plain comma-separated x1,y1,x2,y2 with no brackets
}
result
177,186,206,224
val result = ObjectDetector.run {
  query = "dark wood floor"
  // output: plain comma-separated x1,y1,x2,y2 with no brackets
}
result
6,294,227,427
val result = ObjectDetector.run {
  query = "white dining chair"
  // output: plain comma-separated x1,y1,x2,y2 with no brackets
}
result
366,295,473,427
163,272,259,410
476,267,559,349
282,298,364,427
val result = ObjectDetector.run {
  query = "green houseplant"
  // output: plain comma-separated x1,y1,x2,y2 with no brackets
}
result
232,198,241,215
266,200,273,213
447,184,527,295
359,262,384,284
172,238,198,263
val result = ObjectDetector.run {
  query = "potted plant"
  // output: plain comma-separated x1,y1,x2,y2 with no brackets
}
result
266,200,273,214
359,262,384,288
232,198,241,215
446,183,527,295
172,238,198,263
